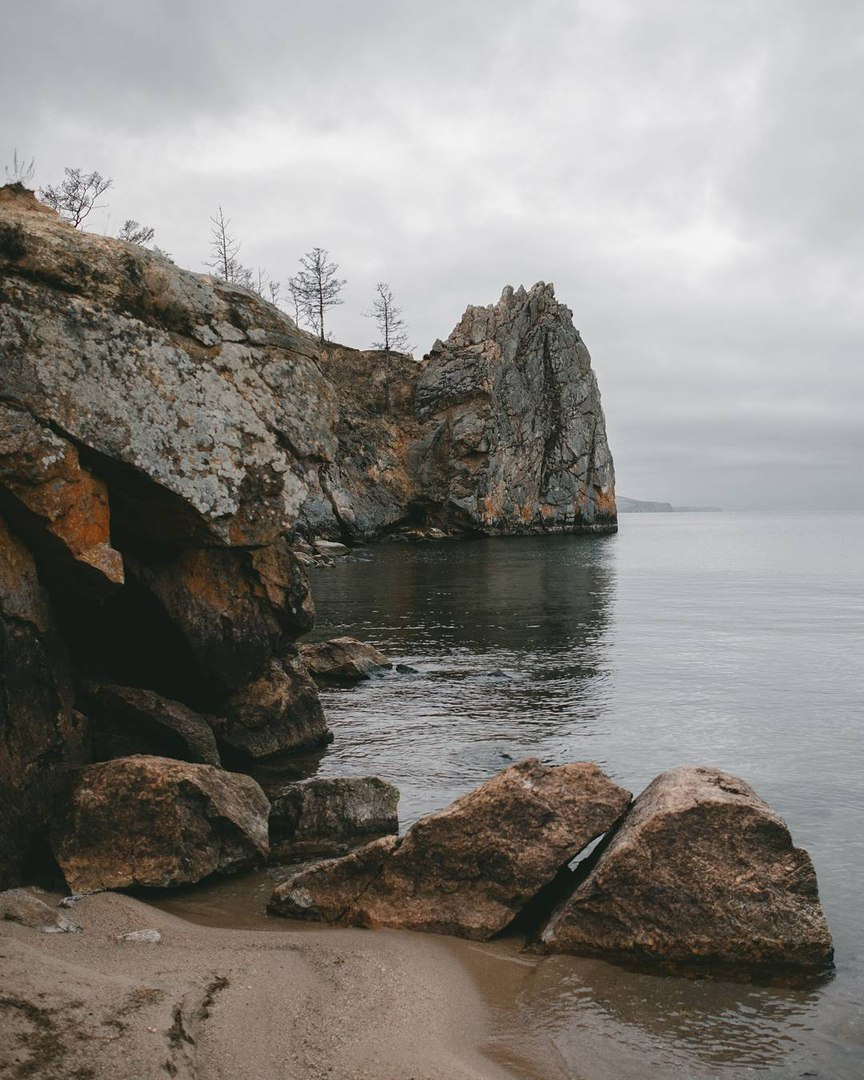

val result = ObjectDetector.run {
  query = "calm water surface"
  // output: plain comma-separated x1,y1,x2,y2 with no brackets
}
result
302,512,864,1079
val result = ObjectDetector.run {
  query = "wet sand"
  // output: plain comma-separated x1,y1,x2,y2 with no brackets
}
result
0,888,529,1080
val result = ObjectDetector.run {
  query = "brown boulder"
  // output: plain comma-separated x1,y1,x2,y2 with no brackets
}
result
51,755,270,891
538,766,833,972
135,538,314,693
299,636,392,685
218,656,331,759
269,776,399,861
269,758,631,939
81,682,221,767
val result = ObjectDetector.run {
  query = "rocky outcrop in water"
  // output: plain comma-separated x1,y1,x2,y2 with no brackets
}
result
51,756,270,892
269,759,631,938
538,766,834,972
0,183,616,886
299,637,392,685
413,284,616,533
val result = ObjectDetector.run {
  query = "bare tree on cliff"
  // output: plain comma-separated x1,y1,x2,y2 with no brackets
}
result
117,219,156,246
39,167,112,228
206,205,252,286
288,247,345,342
364,282,412,353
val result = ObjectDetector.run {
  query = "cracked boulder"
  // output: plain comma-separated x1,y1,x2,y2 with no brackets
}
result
52,755,270,891
298,637,392,685
269,758,630,939
537,766,834,972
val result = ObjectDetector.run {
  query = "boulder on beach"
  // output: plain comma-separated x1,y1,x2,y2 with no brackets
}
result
51,755,270,892
269,775,399,860
537,766,834,971
269,758,631,939
298,636,392,685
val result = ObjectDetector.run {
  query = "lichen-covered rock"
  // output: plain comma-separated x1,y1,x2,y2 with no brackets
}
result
413,283,616,534
298,637,392,685
219,656,331,759
51,756,270,892
269,759,631,939
81,682,221,766
538,766,833,972
269,776,399,860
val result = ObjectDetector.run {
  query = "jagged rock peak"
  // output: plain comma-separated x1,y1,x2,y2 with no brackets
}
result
415,281,616,535
444,281,570,349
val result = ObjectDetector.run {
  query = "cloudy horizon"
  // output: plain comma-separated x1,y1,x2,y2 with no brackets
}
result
4,0,862,510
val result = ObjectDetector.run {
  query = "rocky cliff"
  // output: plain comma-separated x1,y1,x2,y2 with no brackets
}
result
0,184,616,884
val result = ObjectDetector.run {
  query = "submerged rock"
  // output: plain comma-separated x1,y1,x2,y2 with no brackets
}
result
269,776,399,860
270,759,631,939
538,766,833,972
51,756,270,892
298,637,392,685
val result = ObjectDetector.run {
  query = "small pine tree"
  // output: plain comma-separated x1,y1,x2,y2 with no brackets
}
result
364,282,411,353
288,247,345,342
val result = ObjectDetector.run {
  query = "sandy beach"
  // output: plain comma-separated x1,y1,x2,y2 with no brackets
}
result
0,889,535,1080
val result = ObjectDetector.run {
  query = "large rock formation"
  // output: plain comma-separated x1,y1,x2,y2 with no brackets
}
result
413,284,616,533
51,756,270,892
269,759,631,939
538,766,834,972
0,183,617,885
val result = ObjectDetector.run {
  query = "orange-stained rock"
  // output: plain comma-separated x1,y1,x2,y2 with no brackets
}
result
538,766,833,973
136,539,313,693
0,403,123,588
269,759,631,939
298,636,391,685
52,756,270,892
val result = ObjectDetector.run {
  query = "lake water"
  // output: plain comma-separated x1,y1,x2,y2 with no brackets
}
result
302,512,864,1079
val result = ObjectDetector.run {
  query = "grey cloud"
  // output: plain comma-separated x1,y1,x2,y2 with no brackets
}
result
2,0,861,509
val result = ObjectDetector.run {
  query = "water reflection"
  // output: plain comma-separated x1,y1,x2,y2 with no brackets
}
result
305,536,617,821
514,954,833,1079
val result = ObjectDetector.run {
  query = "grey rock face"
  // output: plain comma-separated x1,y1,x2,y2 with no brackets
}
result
538,766,833,972
413,283,616,534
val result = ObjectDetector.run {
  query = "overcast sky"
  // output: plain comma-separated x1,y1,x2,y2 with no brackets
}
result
4,0,862,509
